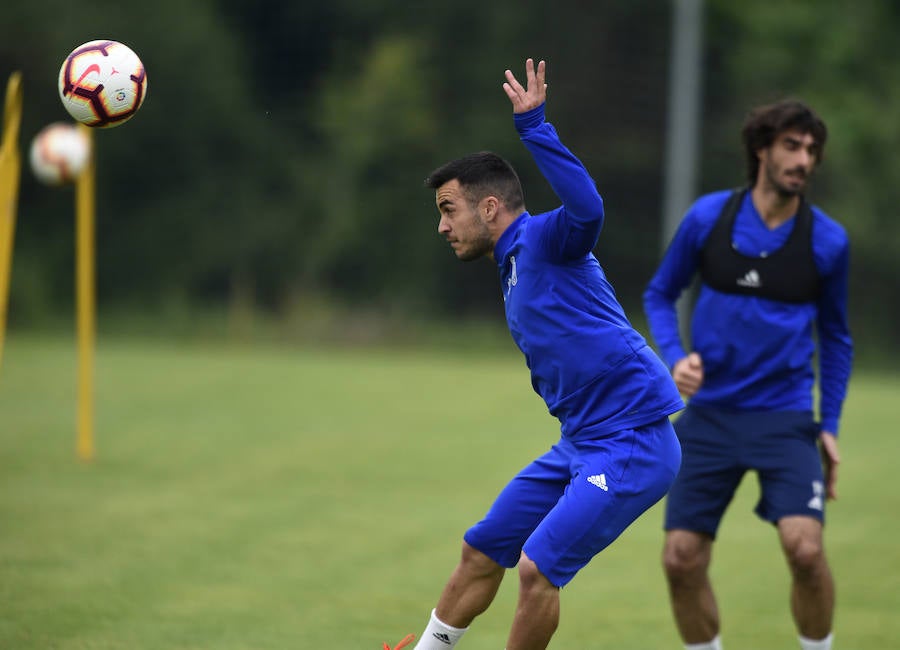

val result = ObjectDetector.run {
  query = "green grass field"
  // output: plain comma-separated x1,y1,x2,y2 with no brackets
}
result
1,334,898,649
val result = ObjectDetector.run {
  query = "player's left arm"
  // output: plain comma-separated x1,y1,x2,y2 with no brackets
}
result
504,59,604,260
815,226,854,500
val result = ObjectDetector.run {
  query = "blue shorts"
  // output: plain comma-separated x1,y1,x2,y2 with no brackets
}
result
665,404,825,537
463,417,681,587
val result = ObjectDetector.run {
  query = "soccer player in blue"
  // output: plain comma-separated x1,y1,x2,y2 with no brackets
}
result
384,59,684,650
643,100,853,650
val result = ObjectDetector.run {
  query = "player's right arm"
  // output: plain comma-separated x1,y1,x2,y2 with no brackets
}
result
643,207,705,371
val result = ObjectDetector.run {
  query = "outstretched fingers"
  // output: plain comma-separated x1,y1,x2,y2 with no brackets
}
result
502,58,547,114
528,58,546,94
501,69,526,109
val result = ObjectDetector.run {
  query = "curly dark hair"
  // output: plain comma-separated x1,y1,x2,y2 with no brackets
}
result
741,100,827,186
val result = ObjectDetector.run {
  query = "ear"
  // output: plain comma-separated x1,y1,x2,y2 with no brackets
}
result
480,195,500,222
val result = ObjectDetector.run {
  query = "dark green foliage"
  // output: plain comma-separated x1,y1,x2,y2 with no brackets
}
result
1,0,897,357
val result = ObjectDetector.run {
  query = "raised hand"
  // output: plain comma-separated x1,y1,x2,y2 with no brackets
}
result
502,58,547,114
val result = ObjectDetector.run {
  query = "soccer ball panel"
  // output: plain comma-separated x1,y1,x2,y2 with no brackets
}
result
58,39,148,128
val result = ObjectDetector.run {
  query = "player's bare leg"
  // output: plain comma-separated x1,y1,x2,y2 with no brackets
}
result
663,530,721,644
410,542,503,649
433,541,506,627
505,551,560,650
778,516,834,641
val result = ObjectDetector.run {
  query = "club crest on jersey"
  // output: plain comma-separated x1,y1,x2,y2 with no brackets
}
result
505,255,518,299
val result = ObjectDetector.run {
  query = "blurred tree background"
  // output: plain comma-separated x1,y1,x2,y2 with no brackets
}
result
1,0,897,362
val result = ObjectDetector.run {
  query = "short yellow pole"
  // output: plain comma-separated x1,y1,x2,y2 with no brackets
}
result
0,72,23,375
75,124,95,462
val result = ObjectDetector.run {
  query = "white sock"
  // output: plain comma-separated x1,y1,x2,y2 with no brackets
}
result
413,609,468,649
685,636,723,650
799,632,833,650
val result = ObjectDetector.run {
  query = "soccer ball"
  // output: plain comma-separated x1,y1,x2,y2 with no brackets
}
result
58,39,148,128
29,122,92,185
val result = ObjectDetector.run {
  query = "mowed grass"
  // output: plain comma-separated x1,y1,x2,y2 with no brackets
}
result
0,334,897,649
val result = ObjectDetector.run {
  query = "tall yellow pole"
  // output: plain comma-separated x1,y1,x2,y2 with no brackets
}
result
75,124,96,461
0,72,23,375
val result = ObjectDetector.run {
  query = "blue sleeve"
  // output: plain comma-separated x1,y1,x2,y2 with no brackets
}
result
816,235,854,435
643,211,705,368
514,104,604,260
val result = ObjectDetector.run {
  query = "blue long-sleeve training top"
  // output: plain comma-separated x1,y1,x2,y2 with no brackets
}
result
493,104,684,441
643,189,854,434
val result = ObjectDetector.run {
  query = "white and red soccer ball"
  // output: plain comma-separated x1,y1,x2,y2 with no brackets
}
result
57,39,148,128
29,122,92,185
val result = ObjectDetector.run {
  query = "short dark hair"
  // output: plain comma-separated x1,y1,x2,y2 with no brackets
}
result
425,151,525,212
741,100,827,185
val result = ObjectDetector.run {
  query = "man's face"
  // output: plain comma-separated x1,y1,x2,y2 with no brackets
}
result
758,129,820,197
435,179,494,261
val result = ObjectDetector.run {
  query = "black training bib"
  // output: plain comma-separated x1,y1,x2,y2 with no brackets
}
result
699,189,820,303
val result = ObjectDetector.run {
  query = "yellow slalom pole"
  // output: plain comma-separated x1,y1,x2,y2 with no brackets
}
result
0,71,23,375
75,124,96,462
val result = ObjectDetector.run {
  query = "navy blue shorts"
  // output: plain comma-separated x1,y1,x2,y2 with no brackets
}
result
664,404,825,537
463,417,681,587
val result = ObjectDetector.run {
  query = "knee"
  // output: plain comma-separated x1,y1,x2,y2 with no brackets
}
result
784,536,827,579
518,552,557,595
460,541,505,580
662,534,710,585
